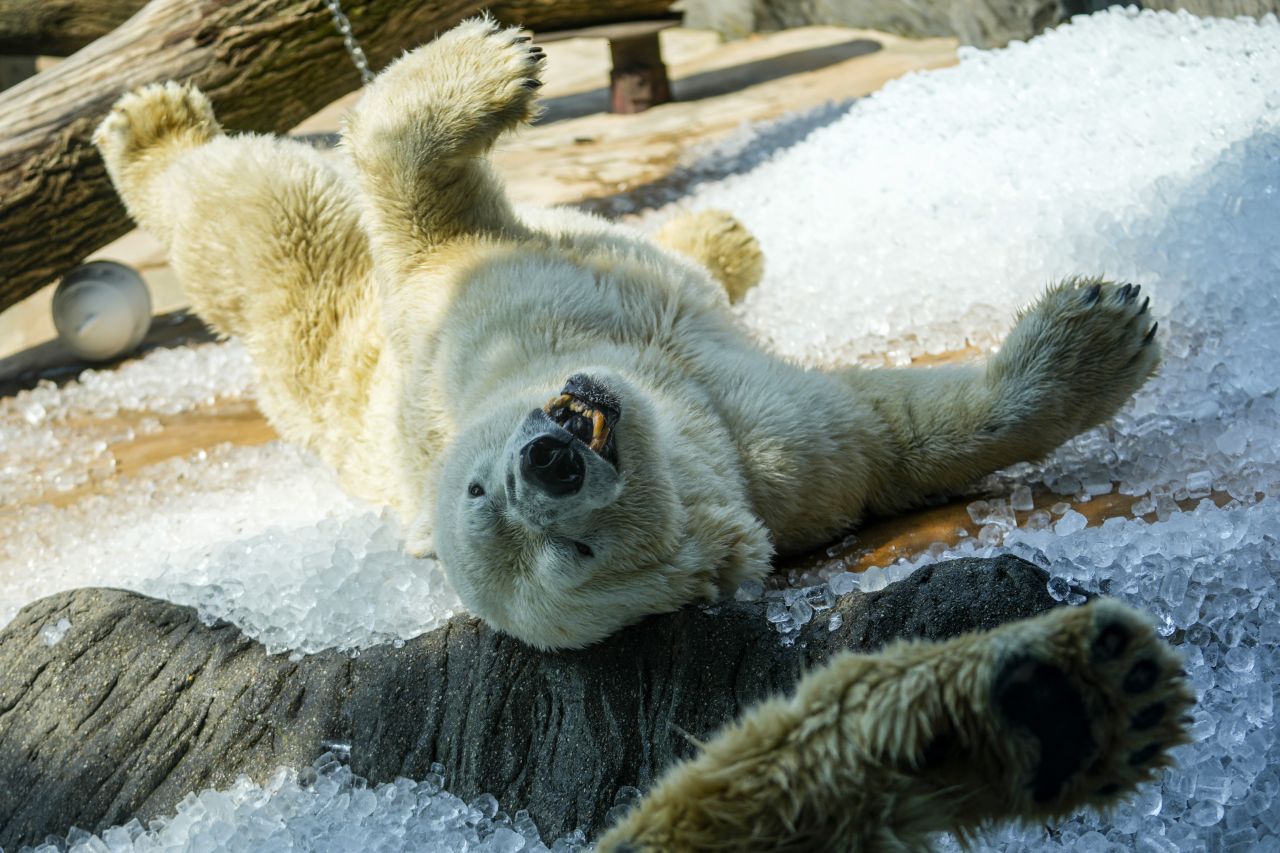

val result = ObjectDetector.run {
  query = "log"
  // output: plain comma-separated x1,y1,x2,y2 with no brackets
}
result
0,0,138,56
0,555,1061,849
0,0,680,56
0,0,678,317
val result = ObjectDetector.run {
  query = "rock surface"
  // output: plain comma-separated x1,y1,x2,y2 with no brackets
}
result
0,555,1060,848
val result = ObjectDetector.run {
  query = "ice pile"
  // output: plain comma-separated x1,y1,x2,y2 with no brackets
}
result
0,342,253,505
657,7,1280,370
0,441,461,653
26,753,572,853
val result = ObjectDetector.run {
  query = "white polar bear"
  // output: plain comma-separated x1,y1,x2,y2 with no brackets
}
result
95,18,1159,651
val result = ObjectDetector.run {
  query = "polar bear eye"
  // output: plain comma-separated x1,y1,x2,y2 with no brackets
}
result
467,482,485,498
573,541,594,558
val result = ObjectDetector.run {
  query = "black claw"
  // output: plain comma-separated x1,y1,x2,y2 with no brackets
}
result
1124,659,1159,693
1097,783,1122,797
1092,623,1130,662
512,35,531,43
1143,322,1159,344
1139,295,1150,315
523,79,543,89
1180,715,1196,725
1118,283,1132,302
529,46,545,56
1132,702,1166,731
1129,743,1162,766
1129,283,1141,301
1083,283,1102,305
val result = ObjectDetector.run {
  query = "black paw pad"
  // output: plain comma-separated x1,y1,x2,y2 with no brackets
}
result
1128,743,1161,766
1092,622,1129,662
996,657,1096,803
1123,659,1158,693
1132,702,1165,731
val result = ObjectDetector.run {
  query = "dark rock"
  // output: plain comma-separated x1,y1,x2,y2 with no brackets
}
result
0,555,1059,848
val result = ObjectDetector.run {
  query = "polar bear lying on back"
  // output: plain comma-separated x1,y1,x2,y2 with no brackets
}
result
96,18,1158,650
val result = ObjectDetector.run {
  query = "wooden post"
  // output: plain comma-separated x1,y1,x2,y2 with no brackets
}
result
609,30,671,114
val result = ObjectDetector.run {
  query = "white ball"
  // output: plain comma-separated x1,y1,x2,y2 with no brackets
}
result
52,261,152,361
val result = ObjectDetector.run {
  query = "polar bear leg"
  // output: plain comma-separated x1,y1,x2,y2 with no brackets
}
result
344,17,544,281
95,83,370,344
835,277,1159,516
598,599,1192,852
654,210,765,303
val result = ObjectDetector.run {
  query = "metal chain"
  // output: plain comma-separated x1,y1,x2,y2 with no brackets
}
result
322,0,375,84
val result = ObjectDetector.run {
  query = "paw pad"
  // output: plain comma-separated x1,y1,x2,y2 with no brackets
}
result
994,601,1194,814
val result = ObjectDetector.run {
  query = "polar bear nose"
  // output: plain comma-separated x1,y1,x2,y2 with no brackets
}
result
521,434,585,496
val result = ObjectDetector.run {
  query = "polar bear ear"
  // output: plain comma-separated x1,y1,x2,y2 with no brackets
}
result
682,502,774,600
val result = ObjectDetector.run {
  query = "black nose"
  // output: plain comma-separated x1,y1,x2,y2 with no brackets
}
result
520,435,585,496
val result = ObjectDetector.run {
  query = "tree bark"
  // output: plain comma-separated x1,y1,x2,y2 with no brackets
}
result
0,0,677,318
0,0,679,56
0,555,1061,849
0,0,138,55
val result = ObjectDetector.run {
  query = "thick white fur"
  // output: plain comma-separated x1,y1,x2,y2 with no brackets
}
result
94,19,1159,650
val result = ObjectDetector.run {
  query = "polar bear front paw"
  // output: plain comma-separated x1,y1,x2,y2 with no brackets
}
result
993,599,1193,815
988,277,1160,444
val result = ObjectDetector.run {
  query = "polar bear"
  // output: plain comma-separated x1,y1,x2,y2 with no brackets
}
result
95,18,1158,651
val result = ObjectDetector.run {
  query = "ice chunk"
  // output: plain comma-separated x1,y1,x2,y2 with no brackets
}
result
40,617,72,646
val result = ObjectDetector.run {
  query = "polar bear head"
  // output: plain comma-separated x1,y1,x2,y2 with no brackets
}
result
428,369,772,650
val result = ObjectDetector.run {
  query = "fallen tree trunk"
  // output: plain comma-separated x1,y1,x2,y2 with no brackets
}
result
0,0,677,56
0,0,138,55
0,555,1060,849
0,0,677,317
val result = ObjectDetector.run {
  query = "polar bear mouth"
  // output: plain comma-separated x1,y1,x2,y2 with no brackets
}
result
542,374,621,466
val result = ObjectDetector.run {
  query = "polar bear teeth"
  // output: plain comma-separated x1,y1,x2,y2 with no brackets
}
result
543,394,611,454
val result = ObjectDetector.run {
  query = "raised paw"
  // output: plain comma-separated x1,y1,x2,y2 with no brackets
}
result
993,599,1193,817
348,16,545,160
987,276,1161,447
94,82,220,171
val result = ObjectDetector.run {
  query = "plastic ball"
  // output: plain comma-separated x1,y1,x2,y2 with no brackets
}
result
52,260,152,361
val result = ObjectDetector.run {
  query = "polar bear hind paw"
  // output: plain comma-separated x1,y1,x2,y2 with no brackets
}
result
994,599,1193,816
356,16,545,158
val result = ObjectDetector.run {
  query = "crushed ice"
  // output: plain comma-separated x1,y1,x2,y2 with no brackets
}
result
2,7,1278,851
26,753,567,853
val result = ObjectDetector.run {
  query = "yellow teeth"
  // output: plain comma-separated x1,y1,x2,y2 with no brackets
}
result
543,393,573,415
590,410,609,453
543,391,611,453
